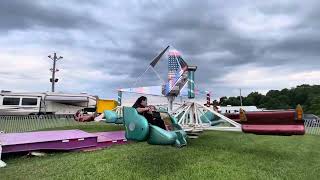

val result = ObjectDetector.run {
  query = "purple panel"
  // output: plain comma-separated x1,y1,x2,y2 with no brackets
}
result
93,131,125,142
2,137,97,153
92,131,127,148
0,130,127,153
0,130,97,146
95,134,113,143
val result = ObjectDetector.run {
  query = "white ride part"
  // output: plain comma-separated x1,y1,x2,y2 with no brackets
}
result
172,101,242,133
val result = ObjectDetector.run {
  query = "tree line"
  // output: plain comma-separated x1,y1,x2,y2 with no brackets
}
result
219,84,320,116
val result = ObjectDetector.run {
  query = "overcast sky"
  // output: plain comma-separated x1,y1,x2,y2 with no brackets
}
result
0,0,319,101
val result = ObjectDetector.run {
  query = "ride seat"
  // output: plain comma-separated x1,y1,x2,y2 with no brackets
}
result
123,107,187,147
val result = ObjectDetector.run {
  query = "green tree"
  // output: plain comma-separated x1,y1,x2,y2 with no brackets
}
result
219,96,227,105
226,97,241,106
246,92,264,106
307,96,320,116
219,84,320,113
266,90,280,98
243,96,254,106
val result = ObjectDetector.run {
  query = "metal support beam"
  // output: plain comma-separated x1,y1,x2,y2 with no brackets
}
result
167,96,175,113
177,103,192,124
117,91,122,106
187,66,197,99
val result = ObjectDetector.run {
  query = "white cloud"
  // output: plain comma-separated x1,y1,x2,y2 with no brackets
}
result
0,52,50,91
218,64,320,93
229,9,298,40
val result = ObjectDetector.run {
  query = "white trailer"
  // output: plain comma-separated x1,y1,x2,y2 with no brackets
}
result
0,91,97,115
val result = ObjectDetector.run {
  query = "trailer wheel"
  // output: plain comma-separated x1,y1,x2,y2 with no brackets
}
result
37,112,44,119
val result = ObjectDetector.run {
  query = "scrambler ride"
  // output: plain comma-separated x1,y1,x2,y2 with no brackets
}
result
88,46,306,147
0,46,308,168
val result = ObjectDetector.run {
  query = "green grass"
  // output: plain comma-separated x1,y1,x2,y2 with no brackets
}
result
1,128,320,180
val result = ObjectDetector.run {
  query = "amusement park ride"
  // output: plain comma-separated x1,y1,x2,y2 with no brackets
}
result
116,46,305,136
0,46,306,168
117,46,242,133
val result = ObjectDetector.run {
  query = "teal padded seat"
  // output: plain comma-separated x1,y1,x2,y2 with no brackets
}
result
103,110,118,123
148,121,187,147
148,124,187,147
123,107,149,141
200,111,223,126
123,107,187,147
200,111,215,123
103,110,123,124
115,117,124,124
147,125,177,145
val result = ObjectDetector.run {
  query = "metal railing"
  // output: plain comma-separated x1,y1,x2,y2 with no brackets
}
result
0,114,94,133
304,117,320,135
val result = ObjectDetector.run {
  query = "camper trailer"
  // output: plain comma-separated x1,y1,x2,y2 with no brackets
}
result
0,91,97,115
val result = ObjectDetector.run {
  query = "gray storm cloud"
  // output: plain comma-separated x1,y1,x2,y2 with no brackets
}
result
0,0,319,99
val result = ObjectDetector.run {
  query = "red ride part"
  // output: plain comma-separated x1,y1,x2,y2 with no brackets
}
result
242,123,305,135
245,111,296,124
225,111,305,135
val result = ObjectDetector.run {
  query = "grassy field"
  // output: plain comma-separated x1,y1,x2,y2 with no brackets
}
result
1,125,320,180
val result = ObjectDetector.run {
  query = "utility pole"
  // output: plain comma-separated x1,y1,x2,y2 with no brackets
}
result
48,53,63,92
240,88,243,106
